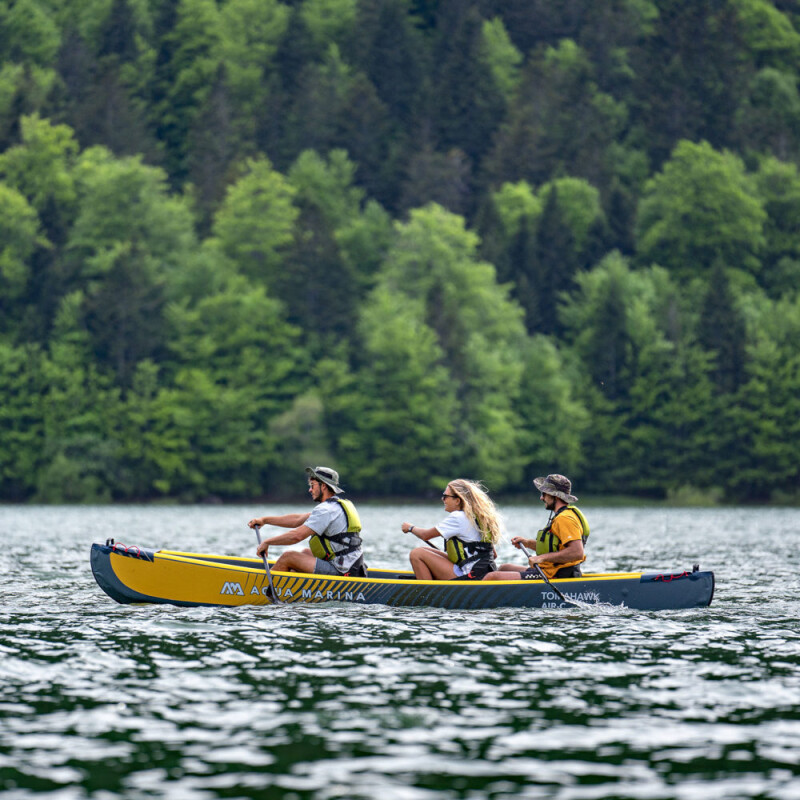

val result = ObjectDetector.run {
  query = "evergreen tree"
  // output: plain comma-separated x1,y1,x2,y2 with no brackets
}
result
697,263,748,394
352,0,427,128
631,0,754,165
532,186,579,336
399,146,472,217
484,40,627,195
185,62,240,234
0,342,46,500
432,5,505,165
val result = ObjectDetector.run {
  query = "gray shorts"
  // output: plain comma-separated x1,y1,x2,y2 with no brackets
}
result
314,558,346,576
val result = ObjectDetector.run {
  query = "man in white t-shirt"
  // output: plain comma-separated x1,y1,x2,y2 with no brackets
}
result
247,466,366,576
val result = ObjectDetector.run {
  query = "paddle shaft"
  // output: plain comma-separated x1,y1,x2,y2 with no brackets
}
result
406,526,441,550
254,525,283,604
518,543,574,606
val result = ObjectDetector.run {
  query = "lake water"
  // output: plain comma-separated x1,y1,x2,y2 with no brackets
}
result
1,504,799,800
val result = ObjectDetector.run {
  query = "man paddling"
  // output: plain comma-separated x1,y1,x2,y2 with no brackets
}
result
483,473,589,581
247,466,367,577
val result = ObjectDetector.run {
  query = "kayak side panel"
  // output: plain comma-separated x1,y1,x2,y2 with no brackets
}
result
90,544,714,610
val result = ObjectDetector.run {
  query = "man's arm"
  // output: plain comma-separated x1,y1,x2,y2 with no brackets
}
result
510,536,538,550
249,512,311,529
528,538,584,567
256,524,315,556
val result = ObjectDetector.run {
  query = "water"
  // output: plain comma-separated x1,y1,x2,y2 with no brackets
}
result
1,504,799,800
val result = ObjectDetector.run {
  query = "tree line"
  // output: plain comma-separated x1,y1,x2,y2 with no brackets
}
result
1,0,800,503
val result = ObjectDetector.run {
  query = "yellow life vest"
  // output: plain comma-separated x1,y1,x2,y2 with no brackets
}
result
308,497,363,561
444,523,494,567
534,505,590,556
445,537,494,566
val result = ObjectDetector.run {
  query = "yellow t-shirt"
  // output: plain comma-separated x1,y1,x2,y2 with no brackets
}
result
537,508,585,578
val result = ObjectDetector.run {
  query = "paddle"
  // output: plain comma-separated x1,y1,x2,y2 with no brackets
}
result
518,543,575,607
254,525,284,605
405,526,441,550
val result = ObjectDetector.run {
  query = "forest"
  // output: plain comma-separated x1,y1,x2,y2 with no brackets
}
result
1,0,800,503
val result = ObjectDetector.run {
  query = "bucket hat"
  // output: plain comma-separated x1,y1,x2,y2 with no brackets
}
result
533,474,578,504
305,466,344,494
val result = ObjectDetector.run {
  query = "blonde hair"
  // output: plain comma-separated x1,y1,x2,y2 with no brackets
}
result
448,479,503,544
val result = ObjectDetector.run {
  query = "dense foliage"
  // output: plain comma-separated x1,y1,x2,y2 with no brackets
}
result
2,0,800,503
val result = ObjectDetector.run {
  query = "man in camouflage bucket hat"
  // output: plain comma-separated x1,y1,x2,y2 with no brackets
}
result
483,473,590,581
533,474,578,504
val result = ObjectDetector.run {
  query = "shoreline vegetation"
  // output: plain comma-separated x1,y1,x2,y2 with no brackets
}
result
2,3,800,505
3,490,797,508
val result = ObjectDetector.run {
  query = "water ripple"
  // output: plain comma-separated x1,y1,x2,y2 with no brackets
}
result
2,505,800,799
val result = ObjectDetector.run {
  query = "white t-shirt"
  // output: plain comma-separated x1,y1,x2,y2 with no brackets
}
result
435,510,489,577
435,510,482,543
306,500,361,573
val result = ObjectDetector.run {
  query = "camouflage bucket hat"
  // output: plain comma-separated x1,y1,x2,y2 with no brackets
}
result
533,474,578,504
305,466,344,494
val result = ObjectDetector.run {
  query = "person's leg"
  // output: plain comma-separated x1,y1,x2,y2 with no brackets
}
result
409,547,454,580
497,563,526,573
273,550,318,573
483,568,527,581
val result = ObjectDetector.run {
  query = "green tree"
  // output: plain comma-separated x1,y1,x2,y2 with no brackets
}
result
146,0,221,182
635,139,767,280
348,203,528,489
300,0,357,50
631,0,754,164
351,0,427,128
0,114,79,242
64,146,198,387
433,5,505,165
480,17,522,103
562,253,715,495
515,335,589,482
735,68,800,163
719,292,800,500
330,288,458,494
210,156,298,287
730,0,800,71
0,0,59,147
216,0,290,138
399,146,472,217
0,114,79,338
486,39,627,195
37,293,123,502
0,342,46,499
184,62,238,233
753,155,800,296
284,149,390,340
0,183,42,326
697,263,748,394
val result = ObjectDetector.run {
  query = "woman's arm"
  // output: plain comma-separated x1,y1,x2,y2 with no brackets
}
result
401,523,441,542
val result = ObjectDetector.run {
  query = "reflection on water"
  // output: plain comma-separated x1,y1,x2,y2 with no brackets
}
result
1,505,800,799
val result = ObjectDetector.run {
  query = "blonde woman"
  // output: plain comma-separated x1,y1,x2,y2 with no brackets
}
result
401,479,502,580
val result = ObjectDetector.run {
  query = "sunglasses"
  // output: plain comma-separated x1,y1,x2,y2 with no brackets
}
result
442,493,458,499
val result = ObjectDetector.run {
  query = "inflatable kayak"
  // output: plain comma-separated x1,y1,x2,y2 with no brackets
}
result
90,541,715,611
